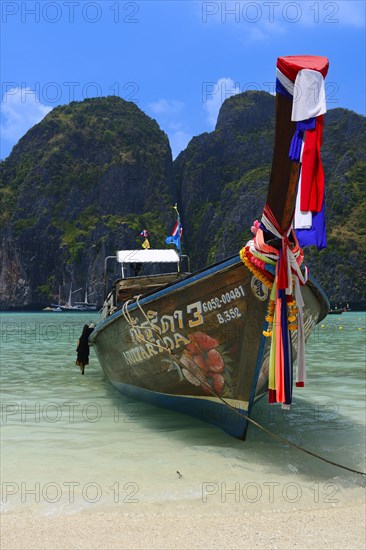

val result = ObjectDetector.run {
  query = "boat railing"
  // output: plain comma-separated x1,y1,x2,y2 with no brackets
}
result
101,248,191,318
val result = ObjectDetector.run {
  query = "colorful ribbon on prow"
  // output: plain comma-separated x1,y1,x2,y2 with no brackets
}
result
240,55,329,407
277,55,329,250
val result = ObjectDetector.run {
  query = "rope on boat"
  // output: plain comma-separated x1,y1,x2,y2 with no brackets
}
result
122,299,169,353
121,296,366,477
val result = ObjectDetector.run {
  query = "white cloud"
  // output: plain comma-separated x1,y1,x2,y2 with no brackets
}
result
203,77,240,128
169,130,192,160
1,87,52,158
146,98,191,158
148,98,184,116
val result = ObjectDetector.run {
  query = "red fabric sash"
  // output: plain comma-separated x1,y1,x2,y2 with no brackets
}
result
300,116,324,212
277,56,329,82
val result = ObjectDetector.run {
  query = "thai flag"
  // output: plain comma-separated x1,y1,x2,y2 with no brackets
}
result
171,220,183,239
166,216,182,253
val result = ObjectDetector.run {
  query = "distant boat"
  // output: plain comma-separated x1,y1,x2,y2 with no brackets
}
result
50,286,97,312
47,286,66,312
70,287,97,312
328,308,343,315
328,302,352,314
89,56,330,439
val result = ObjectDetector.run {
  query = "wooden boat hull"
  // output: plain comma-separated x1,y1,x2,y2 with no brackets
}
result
90,255,328,438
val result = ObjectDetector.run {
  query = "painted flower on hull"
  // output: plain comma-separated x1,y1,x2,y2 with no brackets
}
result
180,331,226,395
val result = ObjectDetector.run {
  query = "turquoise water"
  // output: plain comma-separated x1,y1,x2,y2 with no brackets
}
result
1,311,365,516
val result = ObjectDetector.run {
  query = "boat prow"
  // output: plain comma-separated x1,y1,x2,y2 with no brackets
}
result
90,252,328,438
90,55,331,438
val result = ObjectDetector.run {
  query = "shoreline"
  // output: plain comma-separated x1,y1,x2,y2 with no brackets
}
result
2,501,365,549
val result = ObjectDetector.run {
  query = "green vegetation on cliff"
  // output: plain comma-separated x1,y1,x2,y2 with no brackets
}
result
174,94,366,304
0,96,174,307
0,92,365,308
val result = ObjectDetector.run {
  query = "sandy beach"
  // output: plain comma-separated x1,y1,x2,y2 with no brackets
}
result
1,502,365,549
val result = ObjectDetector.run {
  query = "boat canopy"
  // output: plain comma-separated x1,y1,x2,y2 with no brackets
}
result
116,249,180,264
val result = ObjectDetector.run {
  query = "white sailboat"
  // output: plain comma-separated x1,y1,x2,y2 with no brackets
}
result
49,285,97,312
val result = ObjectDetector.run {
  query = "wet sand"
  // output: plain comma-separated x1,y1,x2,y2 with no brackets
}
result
1,502,365,549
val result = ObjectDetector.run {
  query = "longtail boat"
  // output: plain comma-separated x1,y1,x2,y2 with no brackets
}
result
90,56,330,439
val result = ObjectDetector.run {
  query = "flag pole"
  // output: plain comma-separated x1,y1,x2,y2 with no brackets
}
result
174,204,181,272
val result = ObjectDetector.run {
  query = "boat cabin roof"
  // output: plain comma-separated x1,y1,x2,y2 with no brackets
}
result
116,249,180,264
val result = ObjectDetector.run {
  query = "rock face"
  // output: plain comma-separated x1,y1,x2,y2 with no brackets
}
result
174,93,366,305
173,92,275,268
1,92,365,309
0,97,174,309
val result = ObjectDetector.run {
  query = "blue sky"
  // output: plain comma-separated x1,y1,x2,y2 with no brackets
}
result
1,0,365,159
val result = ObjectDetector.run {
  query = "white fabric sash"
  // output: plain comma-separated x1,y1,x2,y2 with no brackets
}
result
292,69,326,122
295,171,312,229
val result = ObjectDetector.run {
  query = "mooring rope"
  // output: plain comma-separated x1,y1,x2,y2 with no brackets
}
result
121,296,365,477
122,298,171,352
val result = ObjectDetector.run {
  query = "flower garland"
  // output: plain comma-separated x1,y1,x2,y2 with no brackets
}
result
240,229,302,336
239,246,274,290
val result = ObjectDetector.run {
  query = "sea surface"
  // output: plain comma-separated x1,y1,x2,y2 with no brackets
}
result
1,311,365,517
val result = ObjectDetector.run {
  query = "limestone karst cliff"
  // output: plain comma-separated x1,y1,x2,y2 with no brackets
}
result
1,92,365,309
